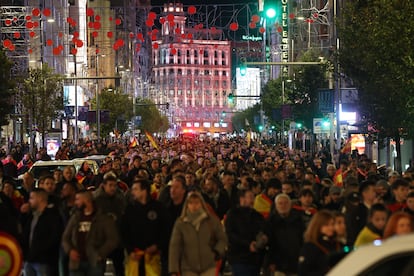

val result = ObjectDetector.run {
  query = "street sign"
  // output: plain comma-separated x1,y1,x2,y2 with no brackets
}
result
318,89,334,113
78,106,89,121
313,118,330,134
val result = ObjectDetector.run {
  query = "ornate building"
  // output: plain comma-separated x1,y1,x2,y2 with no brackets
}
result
152,3,233,135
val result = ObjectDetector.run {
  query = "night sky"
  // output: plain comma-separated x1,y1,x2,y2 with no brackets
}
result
151,0,256,6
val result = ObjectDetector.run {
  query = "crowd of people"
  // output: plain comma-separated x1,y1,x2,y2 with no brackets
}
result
1,136,414,276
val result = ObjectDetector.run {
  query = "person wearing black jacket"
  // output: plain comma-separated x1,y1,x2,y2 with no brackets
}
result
267,193,305,275
22,188,64,276
298,210,341,276
121,179,170,275
225,189,267,276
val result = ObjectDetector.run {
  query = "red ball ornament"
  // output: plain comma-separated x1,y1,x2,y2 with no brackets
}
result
26,21,34,29
29,31,36,38
58,32,63,38
95,15,101,21
3,39,12,48
259,27,265,34
73,31,79,38
28,49,33,54
137,33,144,41
13,32,20,39
5,19,12,26
277,26,283,33
46,39,53,46
8,44,15,51
289,13,295,19
229,22,238,31
88,22,94,28
153,42,159,49
129,32,134,39
33,21,39,28
32,8,40,17
160,18,166,24
146,19,154,27
93,22,101,30
175,28,181,34
76,40,83,47
115,18,122,25
92,31,98,38
148,12,157,20
251,14,260,23
26,15,32,21
107,32,113,38
53,47,60,55
86,8,94,17
171,48,177,55
167,14,174,22
188,6,196,15
71,48,78,55
249,22,256,29
43,8,51,17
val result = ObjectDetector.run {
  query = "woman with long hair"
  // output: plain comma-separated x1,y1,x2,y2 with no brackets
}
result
169,191,227,276
383,211,413,239
298,210,341,276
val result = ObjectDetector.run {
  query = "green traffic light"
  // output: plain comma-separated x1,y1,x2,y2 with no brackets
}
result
266,8,276,19
296,123,303,128
258,125,263,131
240,66,247,76
228,93,234,103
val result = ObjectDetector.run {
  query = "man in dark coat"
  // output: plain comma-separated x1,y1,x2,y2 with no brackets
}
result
266,193,305,275
22,188,64,276
121,179,169,275
225,189,267,276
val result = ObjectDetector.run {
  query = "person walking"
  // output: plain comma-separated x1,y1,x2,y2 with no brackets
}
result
62,190,119,276
169,191,227,276
225,189,267,276
121,178,169,275
298,210,341,276
22,188,64,276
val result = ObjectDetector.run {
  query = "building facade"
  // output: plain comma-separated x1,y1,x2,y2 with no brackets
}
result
151,3,233,135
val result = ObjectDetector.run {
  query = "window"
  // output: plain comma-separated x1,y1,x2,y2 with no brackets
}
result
362,254,414,276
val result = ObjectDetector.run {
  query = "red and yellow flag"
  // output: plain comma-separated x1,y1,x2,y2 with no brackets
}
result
145,130,159,150
128,137,138,148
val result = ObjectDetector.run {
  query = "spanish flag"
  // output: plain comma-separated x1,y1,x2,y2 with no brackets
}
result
145,130,159,150
253,193,273,219
341,138,352,154
128,137,138,148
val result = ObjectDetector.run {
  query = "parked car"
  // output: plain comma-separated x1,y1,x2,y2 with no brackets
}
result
74,155,108,166
29,160,99,181
328,234,414,276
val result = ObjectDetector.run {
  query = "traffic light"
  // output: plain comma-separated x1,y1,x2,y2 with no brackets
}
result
264,1,281,21
296,122,303,129
228,93,234,104
166,103,169,110
258,125,263,132
240,65,247,76
240,57,247,76
265,7,276,19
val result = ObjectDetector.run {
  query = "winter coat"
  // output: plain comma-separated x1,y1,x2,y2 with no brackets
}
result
168,213,227,274
121,199,170,254
22,207,64,264
266,209,305,273
61,210,119,270
225,206,266,266
298,236,341,276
